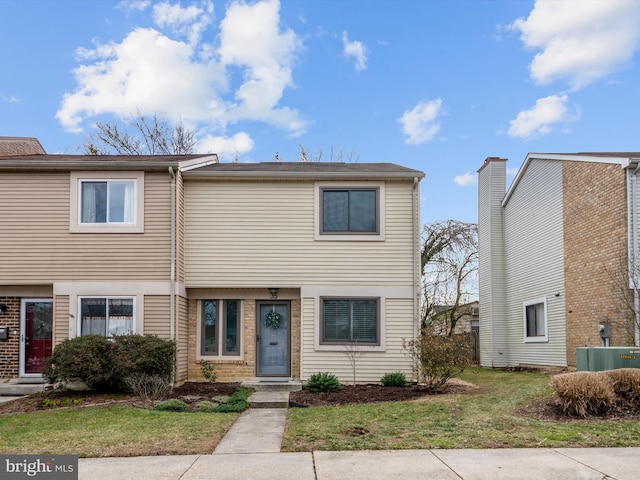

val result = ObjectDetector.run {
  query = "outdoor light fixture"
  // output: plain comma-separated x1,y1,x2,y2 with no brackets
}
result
0,304,6,314
268,288,279,299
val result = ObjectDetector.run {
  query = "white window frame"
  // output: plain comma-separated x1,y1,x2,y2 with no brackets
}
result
196,299,243,360
314,181,385,241
77,296,136,337
70,171,145,233
523,297,548,343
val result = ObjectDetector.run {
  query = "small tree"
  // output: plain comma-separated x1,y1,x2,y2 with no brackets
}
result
342,342,369,386
403,325,472,391
81,112,198,155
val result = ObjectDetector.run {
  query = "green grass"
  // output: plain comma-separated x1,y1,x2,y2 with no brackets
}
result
0,405,239,457
283,368,640,451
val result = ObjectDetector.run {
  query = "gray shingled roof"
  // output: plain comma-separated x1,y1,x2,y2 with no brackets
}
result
183,162,425,179
0,137,46,155
0,154,215,169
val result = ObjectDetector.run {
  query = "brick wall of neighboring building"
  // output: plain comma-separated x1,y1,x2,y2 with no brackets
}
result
0,297,20,378
187,298,301,382
563,161,631,366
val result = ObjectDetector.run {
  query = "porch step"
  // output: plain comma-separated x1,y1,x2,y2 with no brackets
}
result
247,391,290,409
0,379,47,396
241,379,302,392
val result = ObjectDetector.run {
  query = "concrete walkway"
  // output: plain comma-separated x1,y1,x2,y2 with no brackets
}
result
78,448,640,479
213,408,287,454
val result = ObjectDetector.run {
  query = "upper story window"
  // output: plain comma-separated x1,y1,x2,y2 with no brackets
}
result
80,180,136,224
70,172,144,233
523,297,548,343
322,188,378,233
314,182,385,241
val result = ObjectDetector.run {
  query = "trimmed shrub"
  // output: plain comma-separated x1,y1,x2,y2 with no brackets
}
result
43,335,114,391
551,371,615,417
43,334,175,393
200,360,217,383
155,399,188,412
403,326,472,391
606,368,640,404
381,372,407,387
306,372,341,393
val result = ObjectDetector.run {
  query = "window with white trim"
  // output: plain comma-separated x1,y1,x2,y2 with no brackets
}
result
523,298,548,342
70,171,144,233
201,300,241,356
321,297,379,345
79,297,135,337
80,179,136,224
321,188,379,234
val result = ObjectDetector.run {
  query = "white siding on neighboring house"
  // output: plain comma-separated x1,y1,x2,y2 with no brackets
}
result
478,159,508,367
503,159,567,366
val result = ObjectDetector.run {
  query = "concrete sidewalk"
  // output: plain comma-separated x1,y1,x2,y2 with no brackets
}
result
78,448,640,479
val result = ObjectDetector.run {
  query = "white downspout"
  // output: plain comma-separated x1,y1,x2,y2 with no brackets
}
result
412,177,421,379
169,167,176,342
630,165,640,346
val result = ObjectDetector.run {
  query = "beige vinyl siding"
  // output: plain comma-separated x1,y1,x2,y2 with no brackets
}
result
300,297,413,383
0,171,172,283
54,295,69,345
143,295,171,337
503,159,566,366
177,171,186,284
185,180,414,287
176,295,189,381
478,159,508,367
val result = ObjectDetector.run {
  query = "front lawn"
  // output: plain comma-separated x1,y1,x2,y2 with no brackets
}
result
0,405,238,457
282,367,640,451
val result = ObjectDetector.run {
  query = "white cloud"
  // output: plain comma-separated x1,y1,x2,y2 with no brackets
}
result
1,95,20,103
398,98,443,145
117,0,150,12
508,94,579,140
197,131,254,160
56,0,307,141
511,0,640,90
342,31,367,72
454,172,476,187
153,1,214,46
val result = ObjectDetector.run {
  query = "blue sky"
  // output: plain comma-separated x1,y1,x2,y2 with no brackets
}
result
2,0,640,224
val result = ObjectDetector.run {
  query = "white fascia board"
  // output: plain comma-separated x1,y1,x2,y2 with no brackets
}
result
179,155,219,172
502,153,634,207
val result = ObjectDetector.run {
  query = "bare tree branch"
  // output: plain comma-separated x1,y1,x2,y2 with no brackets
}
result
81,112,199,156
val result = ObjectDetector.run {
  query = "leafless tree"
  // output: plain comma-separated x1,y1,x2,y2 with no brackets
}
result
81,112,197,155
342,342,369,386
605,251,640,346
421,220,478,335
297,144,359,163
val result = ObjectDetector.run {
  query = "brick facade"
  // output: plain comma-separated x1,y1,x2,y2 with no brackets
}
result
0,297,21,378
187,296,301,382
563,161,631,366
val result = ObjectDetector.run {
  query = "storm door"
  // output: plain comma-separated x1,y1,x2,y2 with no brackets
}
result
256,301,291,377
20,299,53,376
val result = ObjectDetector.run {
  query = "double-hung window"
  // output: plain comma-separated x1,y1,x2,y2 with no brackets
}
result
321,297,379,345
524,298,548,342
201,300,241,356
80,297,134,337
321,188,378,234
